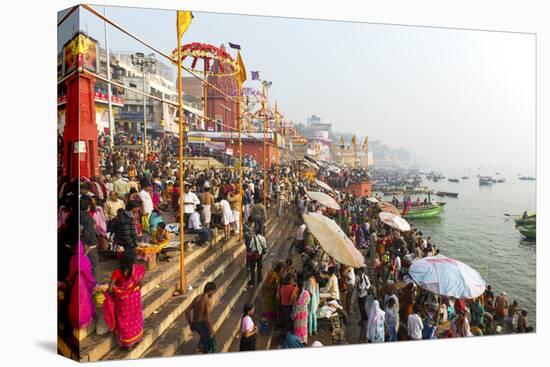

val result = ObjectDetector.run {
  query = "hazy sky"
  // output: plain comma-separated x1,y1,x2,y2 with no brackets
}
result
60,5,536,175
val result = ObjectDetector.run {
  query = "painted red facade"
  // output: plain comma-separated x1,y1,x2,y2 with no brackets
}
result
205,47,239,132
346,181,372,198
62,72,99,179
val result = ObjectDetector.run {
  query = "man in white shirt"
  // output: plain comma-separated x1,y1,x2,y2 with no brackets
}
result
139,183,154,218
407,306,424,340
188,205,212,246
183,184,200,227
345,267,356,314
355,267,371,321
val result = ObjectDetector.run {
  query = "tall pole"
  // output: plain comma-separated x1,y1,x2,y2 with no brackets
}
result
354,141,358,168
142,64,147,157
176,17,186,291
274,102,279,208
237,80,243,241
364,136,369,171
263,111,267,209
103,6,114,150
203,63,208,130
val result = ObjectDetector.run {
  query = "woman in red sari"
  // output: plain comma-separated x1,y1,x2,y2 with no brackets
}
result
103,255,146,349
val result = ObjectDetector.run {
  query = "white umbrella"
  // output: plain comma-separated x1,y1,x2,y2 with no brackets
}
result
306,191,341,210
379,212,411,232
367,197,379,203
314,179,334,193
409,255,486,299
378,201,401,216
302,213,365,267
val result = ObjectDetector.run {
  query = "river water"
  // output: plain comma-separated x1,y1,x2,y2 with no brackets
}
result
382,176,536,327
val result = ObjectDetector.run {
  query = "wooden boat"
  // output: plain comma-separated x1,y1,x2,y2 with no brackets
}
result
403,204,443,219
497,178,506,183
514,213,536,226
518,225,536,240
461,176,469,180
444,192,459,198
519,176,536,181
448,178,459,183
435,191,446,197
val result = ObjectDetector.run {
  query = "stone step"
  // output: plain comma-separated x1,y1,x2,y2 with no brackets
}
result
59,230,227,359
101,239,248,361
228,215,298,352
61,209,281,361
77,235,242,362
220,216,297,353
145,212,293,357
142,250,248,358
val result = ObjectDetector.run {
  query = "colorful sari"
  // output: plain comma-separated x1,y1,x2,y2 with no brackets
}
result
262,270,279,320
66,241,96,329
103,264,146,348
292,289,311,344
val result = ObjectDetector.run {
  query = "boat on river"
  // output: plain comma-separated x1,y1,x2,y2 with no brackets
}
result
448,178,459,183
479,176,493,185
403,204,443,219
444,192,459,198
518,225,536,240
514,213,536,226
519,176,536,181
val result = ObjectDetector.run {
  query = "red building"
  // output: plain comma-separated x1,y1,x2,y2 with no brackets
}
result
204,45,239,133
194,45,283,167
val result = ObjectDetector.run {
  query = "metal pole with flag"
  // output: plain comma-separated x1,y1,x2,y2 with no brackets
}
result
262,83,268,208
339,136,345,165
176,10,192,291
234,46,246,241
352,135,357,168
274,101,280,209
364,136,369,171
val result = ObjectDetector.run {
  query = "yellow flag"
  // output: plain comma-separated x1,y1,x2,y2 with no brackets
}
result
364,136,369,146
236,51,247,84
351,135,357,145
177,11,193,39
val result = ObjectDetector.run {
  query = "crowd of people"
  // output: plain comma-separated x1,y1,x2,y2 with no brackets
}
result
246,170,533,349
57,133,298,351
57,138,533,354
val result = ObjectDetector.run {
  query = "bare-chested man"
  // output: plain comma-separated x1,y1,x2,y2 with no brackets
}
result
185,282,217,353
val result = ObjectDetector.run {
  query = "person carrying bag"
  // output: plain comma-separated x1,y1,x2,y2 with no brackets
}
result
247,234,267,286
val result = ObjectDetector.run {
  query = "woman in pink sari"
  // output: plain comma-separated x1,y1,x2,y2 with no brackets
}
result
291,275,311,344
65,241,96,329
103,255,146,349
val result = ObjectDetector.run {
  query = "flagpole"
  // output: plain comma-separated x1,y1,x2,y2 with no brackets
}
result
263,110,268,209
203,63,208,129
237,79,243,241
176,12,186,291
354,138,357,168
274,102,279,212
